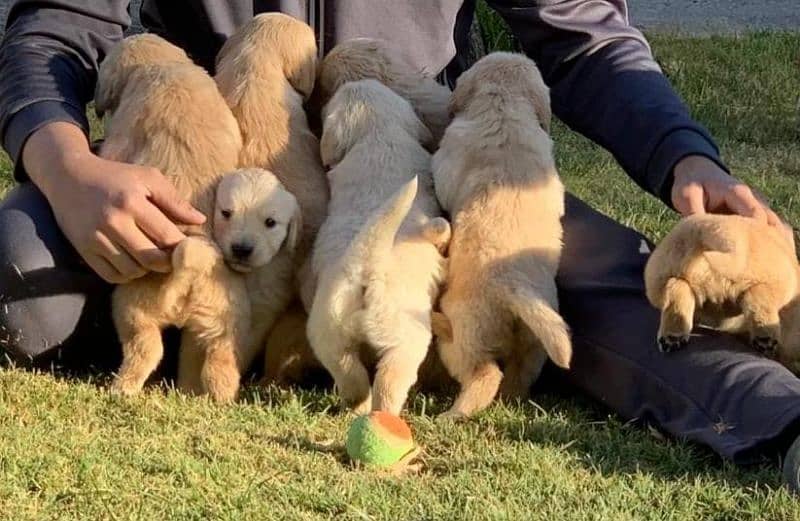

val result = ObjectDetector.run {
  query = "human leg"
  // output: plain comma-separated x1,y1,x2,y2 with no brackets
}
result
554,193,800,464
0,183,118,368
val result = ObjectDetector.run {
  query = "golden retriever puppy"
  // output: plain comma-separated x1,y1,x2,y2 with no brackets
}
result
115,237,250,401
432,52,571,419
215,13,329,312
212,168,302,372
262,302,327,387
314,38,451,145
308,79,450,415
96,35,246,401
94,34,191,118
645,214,800,365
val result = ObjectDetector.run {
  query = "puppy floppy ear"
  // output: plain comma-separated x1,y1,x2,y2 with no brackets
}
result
522,68,552,133
529,84,552,133
448,70,477,118
414,116,435,150
284,54,318,100
273,16,319,99
320,113,348,167
94,62,124,118
286,197,303,252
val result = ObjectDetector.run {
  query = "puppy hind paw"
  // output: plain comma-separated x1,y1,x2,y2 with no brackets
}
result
109,377,142,397
752,336,780,358
657,335,689,353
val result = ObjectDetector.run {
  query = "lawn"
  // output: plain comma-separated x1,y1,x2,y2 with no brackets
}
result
1,14,800,521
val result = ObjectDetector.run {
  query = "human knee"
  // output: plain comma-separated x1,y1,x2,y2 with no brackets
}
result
0,186,97,363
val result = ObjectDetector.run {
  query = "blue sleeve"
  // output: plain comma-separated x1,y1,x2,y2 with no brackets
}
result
0,0,131,180
486,0,727,205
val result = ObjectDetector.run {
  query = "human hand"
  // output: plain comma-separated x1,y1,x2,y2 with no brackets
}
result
671,155,793,246
23,123,205,284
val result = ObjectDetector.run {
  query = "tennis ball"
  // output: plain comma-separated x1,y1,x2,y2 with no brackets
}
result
346,411,415,467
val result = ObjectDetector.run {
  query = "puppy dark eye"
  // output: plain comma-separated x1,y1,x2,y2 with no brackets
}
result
265,217,276,228
221,210,232,219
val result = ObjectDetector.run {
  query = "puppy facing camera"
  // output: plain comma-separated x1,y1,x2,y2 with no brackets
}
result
214,168,302,273
645,214,800,368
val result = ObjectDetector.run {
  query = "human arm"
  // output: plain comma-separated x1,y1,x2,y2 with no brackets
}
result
1,1,204,283
485,0,782,226
23,122,206,283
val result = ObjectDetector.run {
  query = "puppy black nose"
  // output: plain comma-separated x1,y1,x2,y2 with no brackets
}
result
231,243,254,260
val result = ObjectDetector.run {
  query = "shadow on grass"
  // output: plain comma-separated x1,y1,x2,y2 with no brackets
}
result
2,341,787,490
467,386,784,490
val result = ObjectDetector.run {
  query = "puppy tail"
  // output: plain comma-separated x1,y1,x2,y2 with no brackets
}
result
344,176,419,277
504,285,572,369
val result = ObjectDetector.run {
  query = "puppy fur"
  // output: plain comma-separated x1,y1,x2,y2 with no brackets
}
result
96,35,246,401
308,79,450,415
432,52,571,419
262,302,328,387
314,38,451,145
212,168,302,372
644,213,800,366
215,13,329,312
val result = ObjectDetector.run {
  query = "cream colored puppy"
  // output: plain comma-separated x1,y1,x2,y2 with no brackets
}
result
645,214,800,366
308,79,450,415
212,168,302,372
215,13,329,312
96,35,247,401
432,52,571,419
314,38,452,145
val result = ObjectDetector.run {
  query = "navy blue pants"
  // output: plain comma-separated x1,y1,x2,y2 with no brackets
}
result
2,182,799,463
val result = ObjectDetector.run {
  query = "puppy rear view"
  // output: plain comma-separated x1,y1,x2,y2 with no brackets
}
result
433,52,571,419
309,79,450,415
645,214,800,362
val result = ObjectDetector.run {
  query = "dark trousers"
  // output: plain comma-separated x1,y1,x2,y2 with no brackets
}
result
2,183,800,463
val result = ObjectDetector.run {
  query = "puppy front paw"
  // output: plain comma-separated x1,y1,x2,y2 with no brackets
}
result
437,409,469,423
109,376,142,397
351,398,372,416
657,335,689,353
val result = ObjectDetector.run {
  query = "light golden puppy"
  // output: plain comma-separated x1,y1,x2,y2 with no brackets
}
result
95,34,191,119
645,214,800,366
308,79,450,415
212,168,302,371
215,13,329,312
314,38,451,145
96,35,247,401
432,52,571,419
262,302,327,387
115,237,250,401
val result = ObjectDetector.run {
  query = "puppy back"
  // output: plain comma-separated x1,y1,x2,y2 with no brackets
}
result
100,63,242,221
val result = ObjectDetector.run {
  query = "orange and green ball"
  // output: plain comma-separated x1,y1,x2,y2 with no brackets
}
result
345,411,415,466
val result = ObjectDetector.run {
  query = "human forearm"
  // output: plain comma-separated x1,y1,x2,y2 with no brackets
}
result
22,121,93,200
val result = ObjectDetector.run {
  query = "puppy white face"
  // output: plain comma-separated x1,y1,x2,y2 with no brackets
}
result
213,169,301,272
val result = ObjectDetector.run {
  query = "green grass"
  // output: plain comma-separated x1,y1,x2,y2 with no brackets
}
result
1,24,800,521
